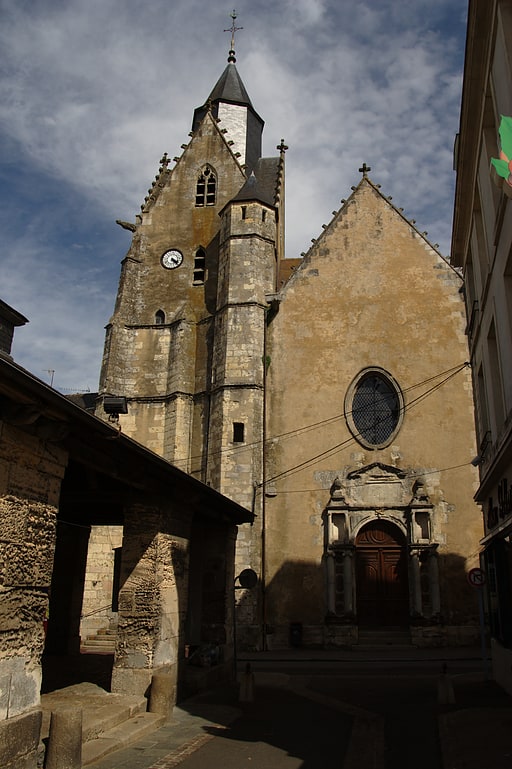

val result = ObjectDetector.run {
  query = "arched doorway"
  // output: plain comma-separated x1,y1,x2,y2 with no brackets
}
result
355,520,409,627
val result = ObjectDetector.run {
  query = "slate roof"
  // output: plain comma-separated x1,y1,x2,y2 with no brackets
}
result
232,158,280,207
207,62,253,107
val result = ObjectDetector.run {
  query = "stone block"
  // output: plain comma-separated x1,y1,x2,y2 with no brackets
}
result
111,667,152,698
0,673,11,720
0,708,42,769
7,665,41,718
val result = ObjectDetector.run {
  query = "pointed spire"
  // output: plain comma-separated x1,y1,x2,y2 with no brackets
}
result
224,9,243,63
192,12,263,171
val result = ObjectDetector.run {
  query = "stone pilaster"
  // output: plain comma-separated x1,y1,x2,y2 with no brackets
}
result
409,548,422,615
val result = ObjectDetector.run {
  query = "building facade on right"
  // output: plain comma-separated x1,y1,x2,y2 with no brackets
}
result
451,0,512,695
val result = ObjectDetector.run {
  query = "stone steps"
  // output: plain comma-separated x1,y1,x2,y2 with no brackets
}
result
357,627,413,648
81,627,117,654
41,682,165,766
82,710,165,765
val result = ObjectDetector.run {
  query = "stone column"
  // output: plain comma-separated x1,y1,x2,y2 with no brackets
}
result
0,494,59,769
326,552,336,614
428,549,441,615
409,549,422,615
343,550,354,614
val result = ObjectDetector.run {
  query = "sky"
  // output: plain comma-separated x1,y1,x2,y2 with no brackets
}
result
1,0,469,393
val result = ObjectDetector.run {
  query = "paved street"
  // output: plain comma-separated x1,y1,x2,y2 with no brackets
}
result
88,648,512,769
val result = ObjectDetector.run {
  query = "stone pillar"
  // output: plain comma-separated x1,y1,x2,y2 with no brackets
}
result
46,519,90,655
148,672,174,722
45,707,82,769
112,502,189,703
428,550,441,615
343,550,354,614
410,549,422,615
0,495,57,718
0,418,65,769
326,552,336,614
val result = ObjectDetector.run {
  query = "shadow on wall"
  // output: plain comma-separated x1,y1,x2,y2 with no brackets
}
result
260,551,481,645
42,472,235,698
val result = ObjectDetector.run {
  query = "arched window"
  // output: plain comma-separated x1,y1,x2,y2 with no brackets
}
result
193,248,206,285
195,165,216,206
155,309,165,325
345,368,403,448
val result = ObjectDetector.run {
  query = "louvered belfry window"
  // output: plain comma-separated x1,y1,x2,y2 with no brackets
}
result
193,248,206,284
196,166,216,206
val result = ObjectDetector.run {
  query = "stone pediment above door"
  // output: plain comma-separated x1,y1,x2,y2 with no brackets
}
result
330,462,409,508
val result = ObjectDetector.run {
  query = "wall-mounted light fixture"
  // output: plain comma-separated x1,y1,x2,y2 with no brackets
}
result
103,396,128,424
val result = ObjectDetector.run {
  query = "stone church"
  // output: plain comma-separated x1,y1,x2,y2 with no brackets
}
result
97,43,484,649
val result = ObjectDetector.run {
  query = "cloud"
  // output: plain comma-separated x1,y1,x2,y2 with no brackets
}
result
0,0,468,390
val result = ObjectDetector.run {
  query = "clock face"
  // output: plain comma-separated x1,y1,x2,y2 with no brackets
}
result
161,249,183,269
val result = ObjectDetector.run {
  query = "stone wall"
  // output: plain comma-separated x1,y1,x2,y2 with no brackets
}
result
263,179,483,645
80,525,123,641
0,419,65,769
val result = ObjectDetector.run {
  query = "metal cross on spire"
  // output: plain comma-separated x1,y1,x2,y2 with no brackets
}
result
224,9,243,63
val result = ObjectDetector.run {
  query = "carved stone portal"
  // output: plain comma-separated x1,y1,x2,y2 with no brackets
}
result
324,463,438,627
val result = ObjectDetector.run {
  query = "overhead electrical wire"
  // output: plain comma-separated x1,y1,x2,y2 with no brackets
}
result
260,361,471,487
171,361,470,468
260,461,474,495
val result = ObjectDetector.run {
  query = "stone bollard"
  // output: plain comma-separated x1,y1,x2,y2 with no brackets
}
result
45,707,82,769
148,672,174,722
239,662,255,703
437,663,455,705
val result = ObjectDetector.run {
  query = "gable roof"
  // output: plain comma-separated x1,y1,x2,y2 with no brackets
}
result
285,176,459,287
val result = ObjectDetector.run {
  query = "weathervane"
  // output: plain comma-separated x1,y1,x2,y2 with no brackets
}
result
224,9,242,63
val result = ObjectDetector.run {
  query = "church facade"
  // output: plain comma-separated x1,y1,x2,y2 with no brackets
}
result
97,48,484,649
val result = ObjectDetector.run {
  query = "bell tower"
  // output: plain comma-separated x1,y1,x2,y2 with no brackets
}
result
97,33,284,508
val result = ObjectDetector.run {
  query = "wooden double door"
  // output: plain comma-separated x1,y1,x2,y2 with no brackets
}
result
355,520,409,626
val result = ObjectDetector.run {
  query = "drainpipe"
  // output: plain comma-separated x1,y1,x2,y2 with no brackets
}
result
261,309,269,651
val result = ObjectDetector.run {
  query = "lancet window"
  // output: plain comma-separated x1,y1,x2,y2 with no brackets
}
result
195,165,217,206
193,248,206,284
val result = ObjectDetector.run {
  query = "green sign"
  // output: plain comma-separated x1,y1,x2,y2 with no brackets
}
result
491,115,512,187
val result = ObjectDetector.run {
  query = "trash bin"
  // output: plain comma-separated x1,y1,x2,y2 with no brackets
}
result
289,621,302,648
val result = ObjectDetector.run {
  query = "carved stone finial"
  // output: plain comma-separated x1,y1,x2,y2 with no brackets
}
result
330,476,346,501
412,479,430,503
359,162,371,177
